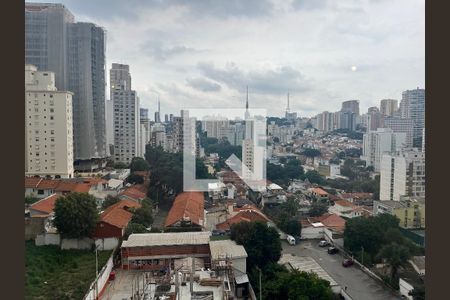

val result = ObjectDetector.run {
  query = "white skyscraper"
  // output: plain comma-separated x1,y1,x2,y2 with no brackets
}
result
25,65,74,178
111,64,140,164
139,108,151,158
380,150,425,201
361,128,407,172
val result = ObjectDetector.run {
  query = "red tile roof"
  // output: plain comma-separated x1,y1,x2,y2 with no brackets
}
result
25,177,93,193
25,177,42,188
120,186,147,201
308,213,346,231
30,194,61,214
334,200,355,208
99,200,141,229
311,187,329,196
55,182,91,193
165,192,204,227
216,210,271,230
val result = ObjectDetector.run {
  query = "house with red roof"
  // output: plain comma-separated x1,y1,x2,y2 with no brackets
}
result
25,177,94,199
215,203,274,231
29,194,62,217
93,200,141,248
119,184,147,203
165,192,205,229
328,199,372,219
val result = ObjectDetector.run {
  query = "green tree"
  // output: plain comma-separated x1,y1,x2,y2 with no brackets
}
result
279,219,302,236
53,193,99,238
101,195,121,209
309,202,329,217
129,157,150,172
376,242,410,280
302,170,326,185
231,221,281,270
114,162,129,169
131,200,153,227
125,223,149,239
127,173,144,184
25,195,39,206
302,148,321,158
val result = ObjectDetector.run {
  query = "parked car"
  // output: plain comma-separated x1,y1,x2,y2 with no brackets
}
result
287,235,296,245
318,240,329,247
327,247,339,254
342,258,354,267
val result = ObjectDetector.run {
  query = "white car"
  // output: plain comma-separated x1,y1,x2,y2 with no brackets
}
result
318,240,329,247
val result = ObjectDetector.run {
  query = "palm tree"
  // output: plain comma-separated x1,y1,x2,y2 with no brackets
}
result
376,242,410,280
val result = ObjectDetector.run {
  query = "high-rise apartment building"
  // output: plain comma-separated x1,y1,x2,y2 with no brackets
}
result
384,117,414,148
400,88,425,149
140,108,151,157
380,150,425,201
26,3,108,170
380,99,398,117
367,107,384,131
361,128,407,172
25,65,74,178
105,99,114,156
341,100,360,115
111,64,140,164
316,111,334,132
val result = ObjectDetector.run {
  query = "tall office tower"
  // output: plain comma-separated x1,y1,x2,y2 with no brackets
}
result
68,22,107,166
341,100,360,115
151,123,166,149
380,99,398,117
25,3,74,90
26,3,107,170
105,99,114,156
367,107,384,131
111,64,140,164
140,108,151,158
25,65,74,178
384,117,414,148
361,128,407,172
380,149,425,201
164,114,169,123
154,99,161,123
400,88,425,149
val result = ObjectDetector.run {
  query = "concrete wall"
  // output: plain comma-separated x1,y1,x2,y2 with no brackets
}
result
83,253,114,300
25,217,45,240
95,237,119,250
61,237,94,250
35,233,60,246
301,227,324,240
399,278,414,300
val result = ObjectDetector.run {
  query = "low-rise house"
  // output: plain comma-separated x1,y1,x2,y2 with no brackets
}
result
29,194,61,217
409,256,425,276
328,199,371,219
215,204,273,231
165,192,205,229
310,187,329,201
93,200,141,250
119,184,147,203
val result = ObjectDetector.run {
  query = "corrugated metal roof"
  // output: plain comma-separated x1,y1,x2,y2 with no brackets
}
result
279,254,338,287
235,274,249,284
209,240,248,259
122,232,210,248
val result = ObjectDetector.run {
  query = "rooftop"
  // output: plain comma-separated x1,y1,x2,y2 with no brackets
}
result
165,192,205,227
122,232,211,248
98,200,141,229
209,240,248,260
30,194,61,214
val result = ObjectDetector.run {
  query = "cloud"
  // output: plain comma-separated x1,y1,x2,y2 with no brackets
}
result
291,0,329,10
197,62,313,95
140,42,200,61
186,77,221,92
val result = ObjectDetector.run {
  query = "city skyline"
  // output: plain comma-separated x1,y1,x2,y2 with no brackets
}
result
28,0,424,117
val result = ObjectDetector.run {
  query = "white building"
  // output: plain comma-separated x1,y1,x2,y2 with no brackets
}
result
361,128,406,172
139,108,151,157
25,65,74,178
384,117,414,148
380,149,425,201
111,64,140,164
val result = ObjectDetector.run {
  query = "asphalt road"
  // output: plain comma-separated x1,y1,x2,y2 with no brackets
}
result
282,240,401,300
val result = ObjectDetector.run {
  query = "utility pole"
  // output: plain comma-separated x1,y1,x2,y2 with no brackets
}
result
256,266,262,300
361,246,364,266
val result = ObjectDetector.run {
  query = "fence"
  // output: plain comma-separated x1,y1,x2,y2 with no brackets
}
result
83,252,114,300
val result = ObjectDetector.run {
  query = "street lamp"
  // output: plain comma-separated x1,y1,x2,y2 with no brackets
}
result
255,266,262,300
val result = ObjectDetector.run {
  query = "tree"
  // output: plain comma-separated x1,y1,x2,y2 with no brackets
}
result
101,195,121,209
263,269,334,300
53,193,99,238
131,199,153,227
231,221,281,270
302,148,321,158
309,202,328,217
25,195,39,206
302,170,326,185
127,173,144,184
279,219,302,237
130,157,150,172
273,137,280,143
114,162,129,169
125,223,148,239
376,242,410,280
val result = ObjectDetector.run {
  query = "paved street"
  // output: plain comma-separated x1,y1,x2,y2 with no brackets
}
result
282,240,401,300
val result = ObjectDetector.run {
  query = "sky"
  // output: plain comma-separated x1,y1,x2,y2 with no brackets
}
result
32,0,425,117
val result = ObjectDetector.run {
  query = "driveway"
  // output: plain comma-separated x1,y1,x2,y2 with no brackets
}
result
282,240,401,300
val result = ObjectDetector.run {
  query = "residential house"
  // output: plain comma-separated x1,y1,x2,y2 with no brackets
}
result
164,192,205,229
373,197,425,229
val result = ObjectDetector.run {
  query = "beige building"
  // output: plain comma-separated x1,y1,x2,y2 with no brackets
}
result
373,197,425,229
380,99,398,117
25,65,74,178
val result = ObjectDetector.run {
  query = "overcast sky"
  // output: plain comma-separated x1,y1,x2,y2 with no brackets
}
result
34,0,424,117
